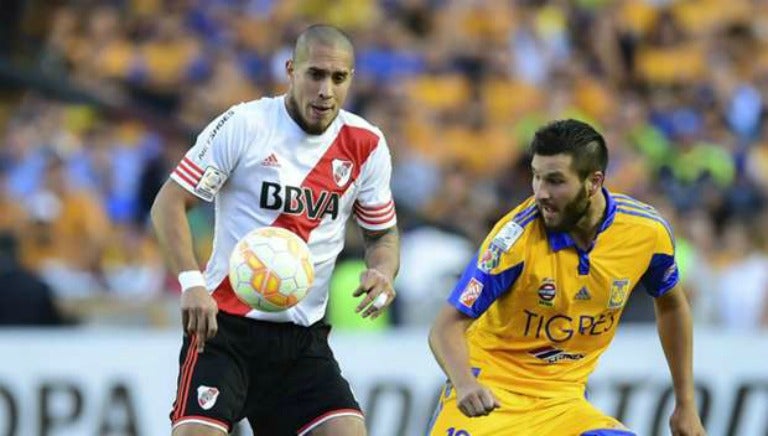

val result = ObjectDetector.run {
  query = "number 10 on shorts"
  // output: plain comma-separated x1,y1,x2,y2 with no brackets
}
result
447,428,470,436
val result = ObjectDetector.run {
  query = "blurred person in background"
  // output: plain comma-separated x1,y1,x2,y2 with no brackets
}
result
0,160,27,237
0,231,65,326
428,120,704,436
713,219,768,330
394,225,475,327
678,210,719,325
22,155,110,299
151,25,399,435
0,164,65,325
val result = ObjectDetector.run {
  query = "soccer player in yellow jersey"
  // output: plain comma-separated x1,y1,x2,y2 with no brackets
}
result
428,120,706,436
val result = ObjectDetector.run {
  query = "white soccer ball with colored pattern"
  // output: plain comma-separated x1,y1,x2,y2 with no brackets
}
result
228,227,315,312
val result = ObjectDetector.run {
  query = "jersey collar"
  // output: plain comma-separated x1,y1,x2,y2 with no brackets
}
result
546,188,617,252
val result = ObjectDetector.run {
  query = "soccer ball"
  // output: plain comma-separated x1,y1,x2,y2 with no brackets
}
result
228,227,315,312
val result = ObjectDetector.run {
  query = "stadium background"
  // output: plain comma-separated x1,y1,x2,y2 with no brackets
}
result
0,0,767,435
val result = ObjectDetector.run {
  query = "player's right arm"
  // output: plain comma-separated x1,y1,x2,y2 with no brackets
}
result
429,304,500,417
151,180,217,353
152,105,249,353
429,210,529,417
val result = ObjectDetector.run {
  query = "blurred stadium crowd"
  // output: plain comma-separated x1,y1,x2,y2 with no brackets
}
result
0,0,767,330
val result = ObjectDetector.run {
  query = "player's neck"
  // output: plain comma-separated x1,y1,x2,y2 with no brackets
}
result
569,188,607,250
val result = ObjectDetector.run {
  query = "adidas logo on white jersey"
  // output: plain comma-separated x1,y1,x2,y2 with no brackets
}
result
575,286,591,301
261,153,280,167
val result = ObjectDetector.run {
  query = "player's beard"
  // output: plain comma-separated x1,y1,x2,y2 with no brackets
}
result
543,185,591,233
285,93,325,135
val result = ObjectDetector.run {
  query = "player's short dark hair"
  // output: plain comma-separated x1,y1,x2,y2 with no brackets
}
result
293,24,354,64
530,119,608,179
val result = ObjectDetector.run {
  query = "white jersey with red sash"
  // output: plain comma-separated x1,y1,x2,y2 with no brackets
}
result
170,95,397,325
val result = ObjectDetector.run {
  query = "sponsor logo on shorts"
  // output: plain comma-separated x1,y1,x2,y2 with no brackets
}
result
459,278,483,308
197,385,220,410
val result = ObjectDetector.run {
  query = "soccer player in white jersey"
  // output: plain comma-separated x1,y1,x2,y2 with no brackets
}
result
151,25,400,436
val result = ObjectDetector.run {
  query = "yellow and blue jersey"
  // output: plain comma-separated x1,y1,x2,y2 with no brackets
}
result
447,189,678,398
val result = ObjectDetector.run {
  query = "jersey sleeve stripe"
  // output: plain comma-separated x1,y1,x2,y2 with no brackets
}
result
616,207,674,243
173,167,198,187
182,157,204,176
613,195,657,211
178,161,203,180
355,208,396,224
615,201,663,219
513,204,537,222
516,210,540,227
355,200,394,212
176,159,203,180
354,202,394,218
614,199,657,214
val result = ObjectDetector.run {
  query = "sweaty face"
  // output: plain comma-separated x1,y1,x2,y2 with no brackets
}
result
531,154,591,232
286,44,353,135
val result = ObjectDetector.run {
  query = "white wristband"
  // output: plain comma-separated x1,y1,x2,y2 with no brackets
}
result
178,270,206,292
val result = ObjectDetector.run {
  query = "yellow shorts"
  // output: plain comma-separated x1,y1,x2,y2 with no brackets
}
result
427,383,635,436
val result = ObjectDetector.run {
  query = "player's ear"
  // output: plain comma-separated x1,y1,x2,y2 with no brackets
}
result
587,171,604,196
285,59,294,78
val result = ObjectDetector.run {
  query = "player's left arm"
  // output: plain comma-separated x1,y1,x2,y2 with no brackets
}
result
351,132,399,319
654,284,706,436
645,217,706,436
354,226,400,319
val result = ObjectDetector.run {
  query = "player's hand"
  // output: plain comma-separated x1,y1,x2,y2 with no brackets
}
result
455,380,501,417
353,268,396,319
669,403,706,436
180,287,219,353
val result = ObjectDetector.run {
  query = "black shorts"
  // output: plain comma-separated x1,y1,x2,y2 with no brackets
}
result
170,312,362,435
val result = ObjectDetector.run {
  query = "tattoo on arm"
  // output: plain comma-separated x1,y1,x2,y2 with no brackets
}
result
361,226,400,279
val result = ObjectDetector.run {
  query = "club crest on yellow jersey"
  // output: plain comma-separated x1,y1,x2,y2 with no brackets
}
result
537,278,557,307
607,279,630,309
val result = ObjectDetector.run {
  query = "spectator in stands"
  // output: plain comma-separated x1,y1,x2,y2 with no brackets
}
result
0,232,66,326
714,220,768,330
22,155,110,299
